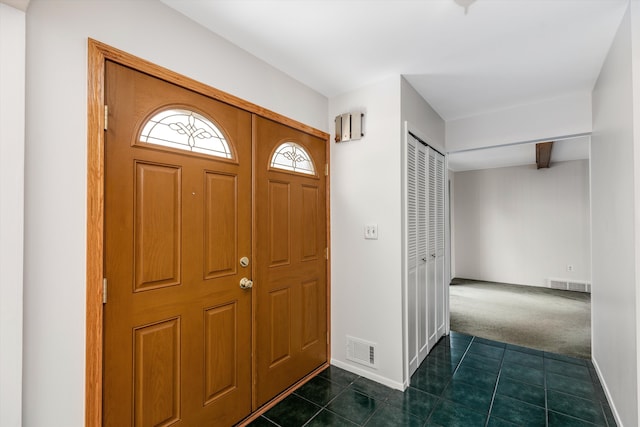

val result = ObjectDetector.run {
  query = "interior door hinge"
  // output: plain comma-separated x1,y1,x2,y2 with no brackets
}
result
327,331,329,344
325,247,329,260
325,163,329,176
104,105,108,131
102,278,107,304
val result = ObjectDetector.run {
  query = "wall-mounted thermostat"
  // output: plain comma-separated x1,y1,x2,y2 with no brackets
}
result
335,112,364,143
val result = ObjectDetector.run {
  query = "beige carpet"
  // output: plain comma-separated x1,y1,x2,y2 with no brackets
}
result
449,279,591,359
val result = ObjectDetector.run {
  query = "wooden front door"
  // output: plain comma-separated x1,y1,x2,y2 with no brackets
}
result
103,61,252,426
253,116,328,406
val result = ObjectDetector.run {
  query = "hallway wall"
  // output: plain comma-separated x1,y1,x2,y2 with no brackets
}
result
0,4,25,426
591,3,640,425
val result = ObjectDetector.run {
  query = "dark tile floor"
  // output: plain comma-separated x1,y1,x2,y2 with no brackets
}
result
247,332,617,426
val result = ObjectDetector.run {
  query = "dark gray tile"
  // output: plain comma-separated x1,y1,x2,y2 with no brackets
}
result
442,378,493,413
386,387,439,420
411,368,451,395
545,352,588,366
468,342,505,360
496,377,545,408
546,372,597,400
427,399,487,426
453,365,499,391
506,343,544,356
351,377,393,401
326,389,380,425
490,394,546,426
449,331,473,342
503,350,543,370
419,357,457,378
428,346,465,365
295,375,346,406
547,390,606,425
318,366,359,387
459,352,502,374
365,403,425,427
500,362,545,386
548,411,604,426
264,394,321,426
602,402,617,427
545,358,591,381
487,416,521,427
473,337,507,348
247,416,279,426
305,409,358,426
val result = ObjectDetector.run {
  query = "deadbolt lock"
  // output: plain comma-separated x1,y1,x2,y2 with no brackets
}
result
239,277,253,289
239,256,250,268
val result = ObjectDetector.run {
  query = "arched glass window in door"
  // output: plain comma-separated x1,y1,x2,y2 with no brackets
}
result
140,108,232,159
270,142,315,175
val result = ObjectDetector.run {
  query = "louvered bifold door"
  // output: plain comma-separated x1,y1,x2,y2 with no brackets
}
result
417,145,429,363
406,136,419,375
426,149,437,349
434,151,446,338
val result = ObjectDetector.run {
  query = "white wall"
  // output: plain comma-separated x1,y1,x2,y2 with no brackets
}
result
453,160,591,288
632,2,640,423
24,0,328,425
447,92,592,152
0,4,25,427
329,76,405,388
400,77,445,153
591,3,639,425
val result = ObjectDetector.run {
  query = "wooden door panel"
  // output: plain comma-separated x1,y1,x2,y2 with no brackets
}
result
133,318,181,427
301,279,320,349
204,303,238,403
301,185,319,260
268,287,292,366
204,172,238,279
268,181,291,266
134,162,182,292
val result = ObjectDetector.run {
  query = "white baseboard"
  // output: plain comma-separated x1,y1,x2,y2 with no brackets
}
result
591,356,624,427
330,358,405,391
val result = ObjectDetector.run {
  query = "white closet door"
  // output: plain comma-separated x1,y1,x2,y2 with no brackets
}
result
427,149,437,349
435,151,446,337
406,135,447,377
406,136,419,375
417,145,429,363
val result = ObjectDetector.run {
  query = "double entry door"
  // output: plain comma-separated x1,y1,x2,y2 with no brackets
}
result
103,61,327,426
406,133,446,376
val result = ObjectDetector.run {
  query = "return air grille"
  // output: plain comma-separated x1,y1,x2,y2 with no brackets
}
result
547,278,591,293
346,336,377,368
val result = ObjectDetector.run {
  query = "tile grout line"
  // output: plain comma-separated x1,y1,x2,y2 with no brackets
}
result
483,344,505,427
543,352,549,427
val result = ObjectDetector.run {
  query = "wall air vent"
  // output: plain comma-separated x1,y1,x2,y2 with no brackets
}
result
346,336,377,369
547,278,591,293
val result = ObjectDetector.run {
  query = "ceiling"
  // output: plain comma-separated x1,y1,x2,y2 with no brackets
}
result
161,0,628,122
160,0,627,170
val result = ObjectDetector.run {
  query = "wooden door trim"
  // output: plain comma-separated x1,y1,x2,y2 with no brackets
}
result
86,39,330,426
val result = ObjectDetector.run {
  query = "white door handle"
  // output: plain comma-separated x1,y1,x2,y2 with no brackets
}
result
239,277,253,289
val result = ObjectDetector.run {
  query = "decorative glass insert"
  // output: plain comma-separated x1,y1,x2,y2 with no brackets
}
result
140,109,232,159
270,142,315,175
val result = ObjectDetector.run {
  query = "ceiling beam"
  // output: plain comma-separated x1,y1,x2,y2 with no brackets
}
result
536,141,553,169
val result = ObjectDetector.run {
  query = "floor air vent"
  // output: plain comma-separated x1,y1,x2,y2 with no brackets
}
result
547,278,591,293
346,336,377,368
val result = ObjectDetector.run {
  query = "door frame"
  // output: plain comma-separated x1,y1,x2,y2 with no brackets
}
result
85,39,331,427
